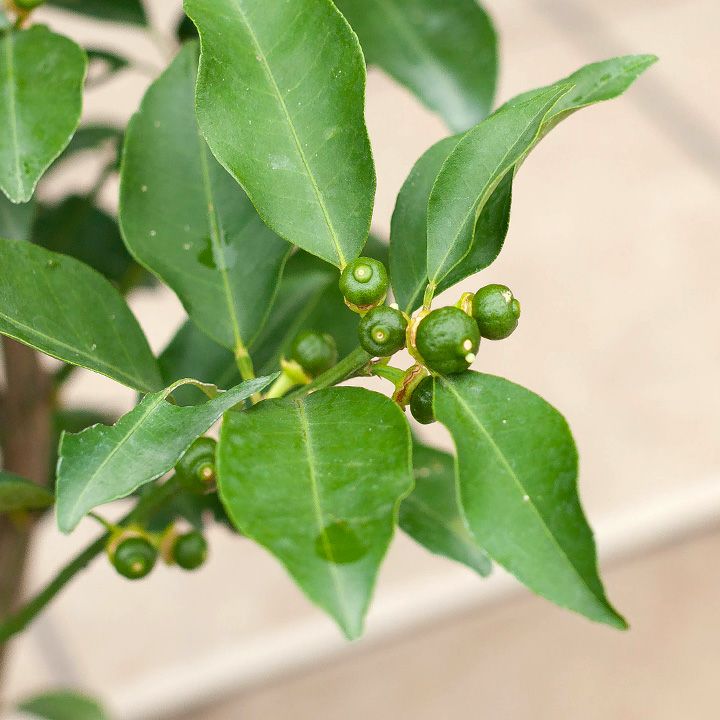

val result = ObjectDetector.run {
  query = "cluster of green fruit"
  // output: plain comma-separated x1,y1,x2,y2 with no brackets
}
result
106,439,215,579
288,257,521,425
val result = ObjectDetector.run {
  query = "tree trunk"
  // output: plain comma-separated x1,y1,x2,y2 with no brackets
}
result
0,339,52,686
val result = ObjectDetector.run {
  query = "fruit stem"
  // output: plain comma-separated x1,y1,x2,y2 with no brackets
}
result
286,346,372,399
0,477,181,644
422,283,436,310
370,363,405,386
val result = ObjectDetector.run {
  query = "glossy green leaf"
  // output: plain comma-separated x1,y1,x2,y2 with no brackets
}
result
426,55,656,291
56,375,274,533
47,0,147,25
218,387,413,638
0,238,161,392
434,372,626,628
333,0,497,132
18,690,107,720
400,441,490,576
0,27,86,203
34,196,136,285
427,84,569,286
186,0,376,268
120,43,290,354
0,471,54,513
0,192,35,241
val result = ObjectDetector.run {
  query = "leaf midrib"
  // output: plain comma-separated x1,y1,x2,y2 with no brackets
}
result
228,0,346,267
294,399,354,630
3,32,23,199
441,378,600,603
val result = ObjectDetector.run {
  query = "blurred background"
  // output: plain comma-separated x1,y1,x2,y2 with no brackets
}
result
3,0,720,717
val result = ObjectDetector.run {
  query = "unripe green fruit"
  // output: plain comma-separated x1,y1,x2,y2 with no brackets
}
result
13,0,45,9
111,537,157,580
172,531,208,571
471,284,521,340
339,257,389,310
409,376,436,425
358,305,407,357
176,437,217,494
289,330,337,377
415,307,480,375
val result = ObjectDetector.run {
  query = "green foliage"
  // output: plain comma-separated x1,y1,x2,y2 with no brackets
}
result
186,0,376,267
333,0,497,131
0,0,654,652
120,43,290,354
433,372,626,628
218,387,413,638
400,442,491,576
33,196,137,286
56,376,274,533
18,690,108,720
0,238,161,391
0,471,54,512
0,26,86,203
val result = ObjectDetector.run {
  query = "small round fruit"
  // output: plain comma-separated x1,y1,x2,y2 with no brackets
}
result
415,307,480,375
176,437,217,494
289,330,337,377
172,531,208,571
358,305,408,357
409,376,436,425
471,284,521,340
339,257,389,309
111,537,157,580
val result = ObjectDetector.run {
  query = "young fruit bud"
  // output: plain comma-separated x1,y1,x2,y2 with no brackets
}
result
409,375,436,424
109,534,158,580
172,531,208,571
339,257,389,312
471,284,521,340
288,330,337,378
415,306,480,375
176,437,217,494
358,305,408,357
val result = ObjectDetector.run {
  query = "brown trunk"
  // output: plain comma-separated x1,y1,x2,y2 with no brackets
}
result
0,339,52,685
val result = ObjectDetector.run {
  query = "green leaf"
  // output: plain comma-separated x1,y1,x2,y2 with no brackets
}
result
47,0,147,25
0,27,86,203
333,0,497,132
0,192,35,241
18,690,108,720
56,375,275,533
218,387,413,638
434,372,626,628
186,0,376,268
0,238,161,392
33,196,137,285
0,472,54,513
426,55,657,292
400,441,490,576
120,42,290,354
